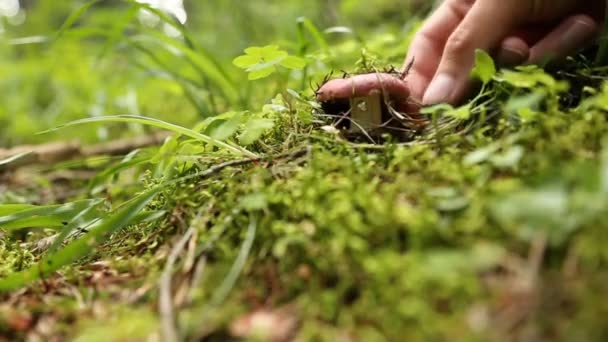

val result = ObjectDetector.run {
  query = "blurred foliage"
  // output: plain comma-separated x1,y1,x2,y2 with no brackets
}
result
0,0,418,145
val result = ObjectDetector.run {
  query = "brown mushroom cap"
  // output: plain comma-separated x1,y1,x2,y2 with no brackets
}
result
316,72,425,130
316,73,410,103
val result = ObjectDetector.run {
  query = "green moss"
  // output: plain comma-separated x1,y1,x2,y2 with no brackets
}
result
2,2,608,341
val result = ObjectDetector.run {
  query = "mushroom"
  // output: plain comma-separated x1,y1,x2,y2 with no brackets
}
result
316,73,426,138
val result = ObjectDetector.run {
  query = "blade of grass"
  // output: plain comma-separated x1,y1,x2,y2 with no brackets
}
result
297,17,330,54
88,154,149,195
124,0,192,45
0,204,36,216
124,0,232,82
8,36,49,45
596,13,608,65
131,33,240,105
55,0,101,40
0,199,102,231
56,0,238,107
210,215,257,306
40,115,257,158
46,209,166,256
95,4,140,61
46,200,104,255
131,43,205,89
130,43,213,116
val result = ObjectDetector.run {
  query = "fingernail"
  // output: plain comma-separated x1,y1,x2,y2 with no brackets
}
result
496,47,527,66
562,19,596,51
423,73,455,105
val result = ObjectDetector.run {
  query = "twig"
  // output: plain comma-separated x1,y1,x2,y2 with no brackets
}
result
185,256,207,305
0,132,171,171
401,57,415,80
194,147,311,180
527,233,547,283
159,226,196,342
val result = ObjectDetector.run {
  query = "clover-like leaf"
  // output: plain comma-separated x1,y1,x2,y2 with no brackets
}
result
279,56,306,70
233,45,307,80
233,55,260,69
471,49,496,84
248,66,277,80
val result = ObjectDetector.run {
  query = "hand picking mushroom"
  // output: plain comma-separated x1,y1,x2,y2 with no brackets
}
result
316,72,427,139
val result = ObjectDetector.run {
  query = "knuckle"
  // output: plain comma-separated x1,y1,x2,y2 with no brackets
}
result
444,28,473,57
447,0,476,18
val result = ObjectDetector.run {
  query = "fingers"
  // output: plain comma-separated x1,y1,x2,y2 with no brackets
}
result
495,37,530,66
316,73,410,103
406,0,603,108
403,0,475,102
496,14,599,67
527,14,599,64
422,0,521,105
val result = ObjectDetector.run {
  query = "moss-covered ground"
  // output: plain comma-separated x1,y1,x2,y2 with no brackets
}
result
1,1,608,341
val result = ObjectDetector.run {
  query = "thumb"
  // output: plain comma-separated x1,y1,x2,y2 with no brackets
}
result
422,0,521,105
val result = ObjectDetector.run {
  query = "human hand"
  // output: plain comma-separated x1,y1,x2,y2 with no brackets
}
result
404,0,605,106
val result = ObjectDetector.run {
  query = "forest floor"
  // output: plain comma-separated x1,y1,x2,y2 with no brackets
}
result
2,56,608,341
2,3,608,341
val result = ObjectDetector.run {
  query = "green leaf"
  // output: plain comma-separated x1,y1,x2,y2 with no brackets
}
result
0,204,36,216
0,200,102,231
420,103,453,116
234,45,302,79
246,60,280,72
244,46,269,57
492,187,574,245
208,112,244,141
420,103,471,120
279,56,307,70
243,45,285,61
497,67,567,92
261,50,288,62
232,55,260,69
463,143,500,166
446,104,471,120
471,49,496,84
490,145,524,169
248,66,276,80
238,118,275,145
505,91,545,122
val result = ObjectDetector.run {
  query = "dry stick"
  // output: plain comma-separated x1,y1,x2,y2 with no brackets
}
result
159,226,196,342
0,132,171,171
193,147,311,180
186,256,207,305
527,233,548,283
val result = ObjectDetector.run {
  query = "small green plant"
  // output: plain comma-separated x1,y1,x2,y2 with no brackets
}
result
233,45,307,80
470,49,496,84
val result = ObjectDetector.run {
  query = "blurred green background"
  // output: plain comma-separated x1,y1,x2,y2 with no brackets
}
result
0,0,430,146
